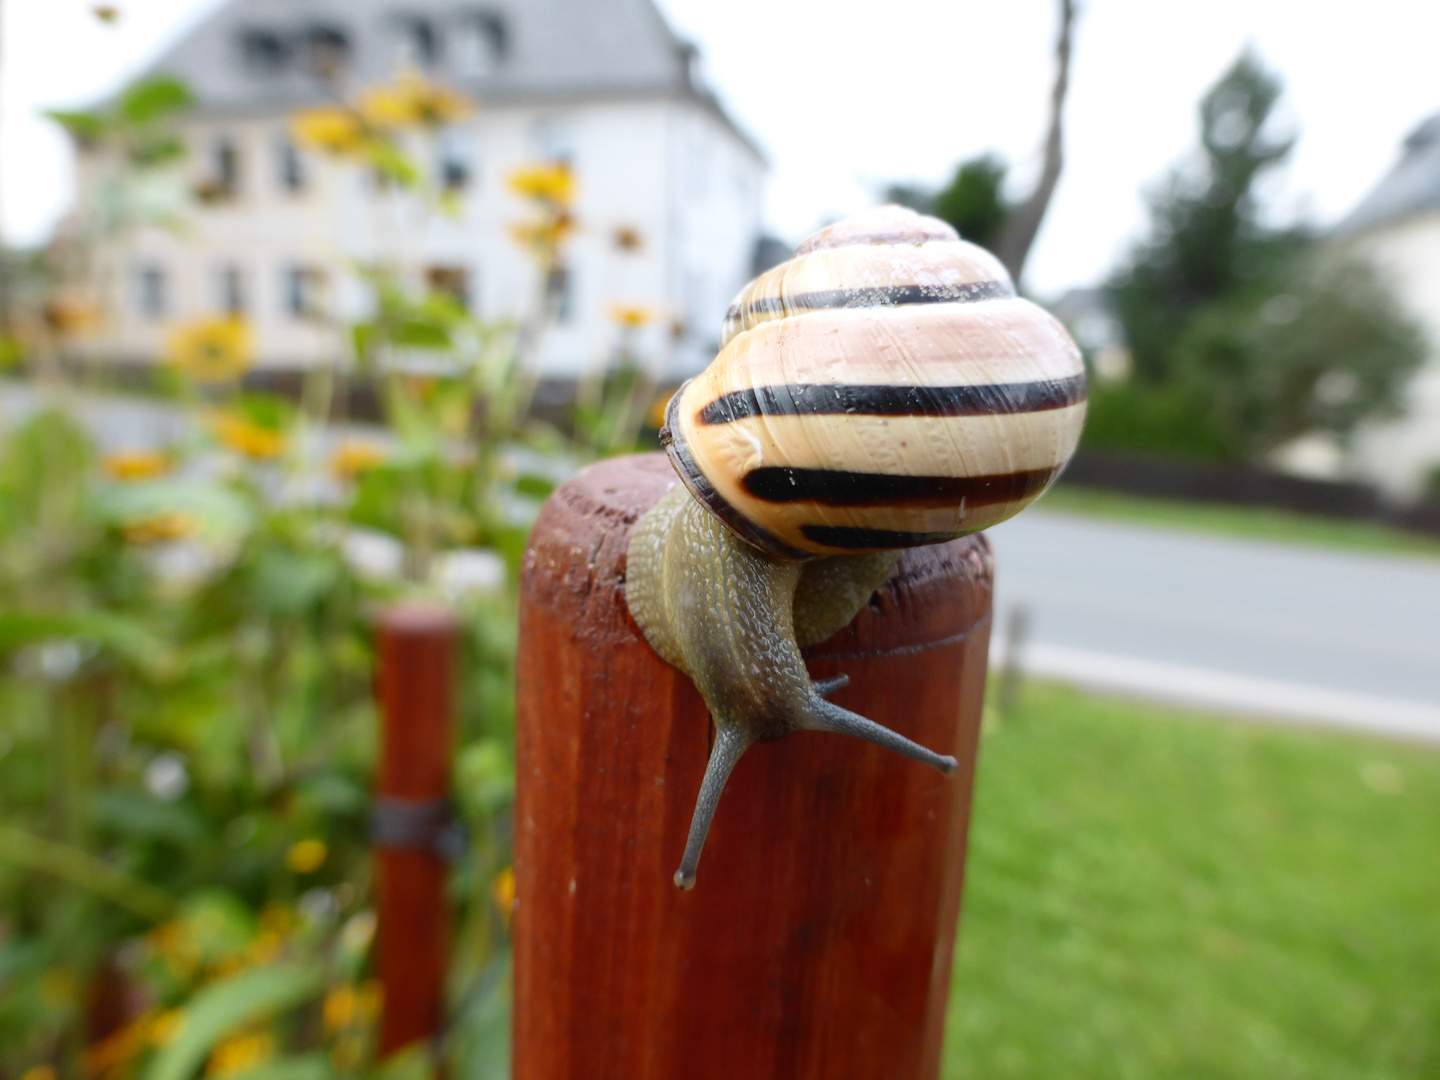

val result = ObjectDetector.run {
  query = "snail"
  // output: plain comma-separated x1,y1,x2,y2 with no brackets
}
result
626,205,1086,889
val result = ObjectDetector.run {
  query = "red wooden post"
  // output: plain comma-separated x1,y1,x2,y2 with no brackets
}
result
374,604,459,1056
514,454,994,1080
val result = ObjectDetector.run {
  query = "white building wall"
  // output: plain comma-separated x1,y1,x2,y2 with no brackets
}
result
74,94,765,383
1348,213,1440,502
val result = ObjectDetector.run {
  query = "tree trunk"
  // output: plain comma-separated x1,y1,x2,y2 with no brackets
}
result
995,0,1077,288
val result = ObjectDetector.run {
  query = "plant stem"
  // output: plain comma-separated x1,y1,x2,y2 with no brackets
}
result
0,822,175,923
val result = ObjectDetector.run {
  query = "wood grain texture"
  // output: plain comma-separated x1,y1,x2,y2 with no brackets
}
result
374,605,458,1056
514,454,993,1080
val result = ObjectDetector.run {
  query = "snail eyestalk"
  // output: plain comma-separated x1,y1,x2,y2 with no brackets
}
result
627,487,958,890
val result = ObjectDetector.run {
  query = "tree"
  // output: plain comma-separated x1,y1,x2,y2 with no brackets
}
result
889,155,1010,251
1110,49,1300,384
1096,49,1425,463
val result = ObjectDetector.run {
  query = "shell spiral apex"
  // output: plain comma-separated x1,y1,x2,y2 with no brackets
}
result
661,204,1088,559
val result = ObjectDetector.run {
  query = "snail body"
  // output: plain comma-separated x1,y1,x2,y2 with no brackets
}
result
626,205,1086,889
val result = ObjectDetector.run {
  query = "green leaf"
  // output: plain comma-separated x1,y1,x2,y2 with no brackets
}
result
228,1055,332,1080
142,964,325,1080
119,77,194,126
392,319,452,350
46,109,111,143
0,609,178,679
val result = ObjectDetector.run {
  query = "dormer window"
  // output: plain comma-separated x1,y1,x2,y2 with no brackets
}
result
391,15,440,69
306,24,350,78
240,28,289,73
453,11,507,76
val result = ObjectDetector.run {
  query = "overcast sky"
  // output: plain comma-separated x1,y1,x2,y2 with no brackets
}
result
1,0,1436,295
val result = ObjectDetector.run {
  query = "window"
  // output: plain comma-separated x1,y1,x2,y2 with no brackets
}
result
283,265,326,320
136,264,167,320
545,265,573,324
278,138,305,192
531,119,573,166
240,28,289,73
208,138,240,200
390,15,439,69
305,24,350,78
453,11,507,75
438,128,471,191
216,263,245,315
426,266,471,312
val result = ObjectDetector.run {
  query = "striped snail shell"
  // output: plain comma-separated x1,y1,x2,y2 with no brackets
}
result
628,204,1087,890
661,203,1087,560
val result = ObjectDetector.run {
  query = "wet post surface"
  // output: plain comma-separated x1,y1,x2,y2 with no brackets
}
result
374,605,458,1056
514,453,994,1080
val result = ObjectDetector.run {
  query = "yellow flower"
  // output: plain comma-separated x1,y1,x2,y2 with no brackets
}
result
39,967,78,1007
358,72,472,130
245,931,283,966
165,316,254,383
330,439,388,479
290,106,365,156
212,413,287,460
258,902,294,938
121,511,197,544
206,1030,275,1078
286,838,327,874
609,303,656,329
507,214,576,261
647,390,675,431
103,449,171,481
20,1067,57,1080
43,295,102,339
611,224,644,253
356,979,382,1021
507,162,575,208
492,866,516,931
323,983,357,1032
149,1009,187,1047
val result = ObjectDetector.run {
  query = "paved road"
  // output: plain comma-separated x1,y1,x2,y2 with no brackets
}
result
987,511,1440,740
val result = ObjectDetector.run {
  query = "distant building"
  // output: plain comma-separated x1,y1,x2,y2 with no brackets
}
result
66,0,767,379
1332,112,1440,502
1047,286,1130,383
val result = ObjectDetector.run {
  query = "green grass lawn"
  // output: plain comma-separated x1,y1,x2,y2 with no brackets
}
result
945,683,1440,1080
1037,485,1440,560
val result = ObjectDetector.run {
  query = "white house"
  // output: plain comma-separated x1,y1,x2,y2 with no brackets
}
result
69,0,769,380
1333,112,1440,503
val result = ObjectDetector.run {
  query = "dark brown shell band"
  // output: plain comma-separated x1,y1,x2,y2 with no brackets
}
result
660,386,811,562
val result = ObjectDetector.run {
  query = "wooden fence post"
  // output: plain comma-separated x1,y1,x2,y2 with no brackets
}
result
514,454,994,1080
373,605,459,1056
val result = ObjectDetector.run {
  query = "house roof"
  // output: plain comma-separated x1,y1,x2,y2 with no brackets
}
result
136,0,765,161
1333,111,1440,238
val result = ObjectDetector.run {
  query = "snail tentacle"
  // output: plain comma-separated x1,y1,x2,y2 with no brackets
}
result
673,727,748,890
797,699,959,775
811,674,850,698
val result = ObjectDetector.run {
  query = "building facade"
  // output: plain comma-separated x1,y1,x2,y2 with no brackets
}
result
1333,112,1440,503
69,0,768,380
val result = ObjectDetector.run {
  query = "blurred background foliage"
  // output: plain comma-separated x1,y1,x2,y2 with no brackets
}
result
0,63,659,1080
